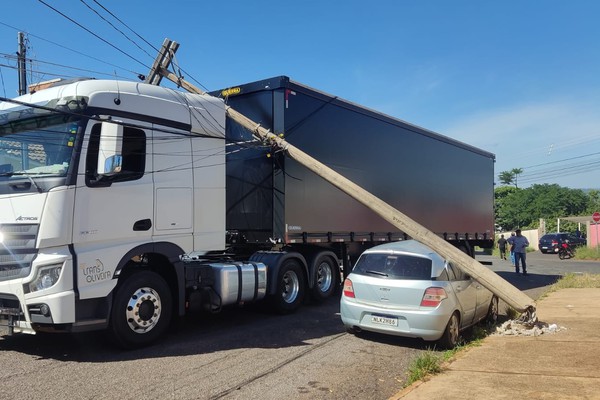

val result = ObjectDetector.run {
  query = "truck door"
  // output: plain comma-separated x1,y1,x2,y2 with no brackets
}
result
73,119,153,299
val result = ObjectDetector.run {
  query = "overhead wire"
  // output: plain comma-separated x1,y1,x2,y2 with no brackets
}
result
0,53,131,80
79,0,155,60
36,0,151,71
0,21,142,77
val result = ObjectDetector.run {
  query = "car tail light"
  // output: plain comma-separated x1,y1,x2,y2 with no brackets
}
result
420,287,447,307
343,278,355,298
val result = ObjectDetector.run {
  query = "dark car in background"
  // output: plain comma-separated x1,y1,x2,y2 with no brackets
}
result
538,233,587,254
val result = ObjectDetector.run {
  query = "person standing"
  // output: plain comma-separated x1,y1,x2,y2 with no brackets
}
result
497,234,508,260
508,229,529,275
509,232,516,266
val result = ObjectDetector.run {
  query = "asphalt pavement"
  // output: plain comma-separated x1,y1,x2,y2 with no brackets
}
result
391,287,600,400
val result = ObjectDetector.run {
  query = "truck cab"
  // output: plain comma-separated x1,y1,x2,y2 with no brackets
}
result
0,79,227,346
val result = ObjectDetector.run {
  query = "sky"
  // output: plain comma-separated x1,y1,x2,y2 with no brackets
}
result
1,0,599,189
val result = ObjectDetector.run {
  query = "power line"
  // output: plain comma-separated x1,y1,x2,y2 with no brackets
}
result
91,0,160,53
36,0,150,71
0,53,130,80
79,0,155,60
0,21,141,77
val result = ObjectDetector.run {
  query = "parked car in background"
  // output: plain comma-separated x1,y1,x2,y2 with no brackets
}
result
538,233,587,254
340,240,498,349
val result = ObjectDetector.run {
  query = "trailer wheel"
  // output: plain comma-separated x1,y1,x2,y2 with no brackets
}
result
271,259,306,314
438,312,460,349
311,255,338,302
109,270,172,349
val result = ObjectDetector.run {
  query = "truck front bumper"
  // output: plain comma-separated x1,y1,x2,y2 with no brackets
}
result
0,285,76,336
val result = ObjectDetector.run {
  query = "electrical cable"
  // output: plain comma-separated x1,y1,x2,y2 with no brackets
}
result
91,0,160,53
79,0,155,60
36,0,150,71
0,20,142,77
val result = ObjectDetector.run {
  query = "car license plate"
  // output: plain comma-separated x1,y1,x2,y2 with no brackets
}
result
371,315,398,326
541,246,548,249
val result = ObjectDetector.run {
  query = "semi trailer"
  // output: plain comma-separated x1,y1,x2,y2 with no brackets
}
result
0,76,496,348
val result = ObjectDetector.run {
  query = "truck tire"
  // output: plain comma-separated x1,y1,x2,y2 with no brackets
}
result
311,254,338,302
271,259,306,314
437,312,460,349
109,270,172,349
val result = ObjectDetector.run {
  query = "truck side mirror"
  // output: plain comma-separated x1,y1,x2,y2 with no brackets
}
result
97,122,123,176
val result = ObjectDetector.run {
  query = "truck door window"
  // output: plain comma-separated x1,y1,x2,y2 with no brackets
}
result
86,123,146,185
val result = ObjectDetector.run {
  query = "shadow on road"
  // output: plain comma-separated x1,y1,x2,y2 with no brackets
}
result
493,271,562,291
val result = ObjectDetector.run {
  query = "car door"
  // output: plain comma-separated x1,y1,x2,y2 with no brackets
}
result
447,262,477,328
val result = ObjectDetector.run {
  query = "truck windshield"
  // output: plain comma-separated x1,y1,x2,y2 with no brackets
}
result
0,111,81,189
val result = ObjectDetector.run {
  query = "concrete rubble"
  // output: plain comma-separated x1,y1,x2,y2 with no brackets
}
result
493,319,566,336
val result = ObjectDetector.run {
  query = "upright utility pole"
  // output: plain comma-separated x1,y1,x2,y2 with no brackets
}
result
17,32,27,95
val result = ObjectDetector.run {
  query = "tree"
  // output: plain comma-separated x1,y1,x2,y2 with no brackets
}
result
511,168,523,188
495,184,590,232
498,171,515,186
498,168,524,187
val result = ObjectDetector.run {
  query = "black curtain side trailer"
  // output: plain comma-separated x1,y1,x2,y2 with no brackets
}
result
211,76,495,263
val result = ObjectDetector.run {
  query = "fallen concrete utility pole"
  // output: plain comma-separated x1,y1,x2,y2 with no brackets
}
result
148,42,536,318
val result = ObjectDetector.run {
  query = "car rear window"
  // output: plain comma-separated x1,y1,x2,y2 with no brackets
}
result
353,253,432,280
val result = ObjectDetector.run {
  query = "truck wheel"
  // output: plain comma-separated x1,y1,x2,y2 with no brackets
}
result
311,255,338,302
271,259,306,314
437,312,460,349
109,270,172,349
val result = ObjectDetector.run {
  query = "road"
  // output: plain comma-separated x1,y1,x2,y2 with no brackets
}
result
1,251,598,400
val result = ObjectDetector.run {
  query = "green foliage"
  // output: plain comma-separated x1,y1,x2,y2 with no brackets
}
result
406,350,443,384
574,246,600,260
495,183,591,232
585,190,600,215
498,170,515,186
498,168,524,187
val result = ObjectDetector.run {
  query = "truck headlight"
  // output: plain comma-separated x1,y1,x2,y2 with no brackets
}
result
29,263,63,293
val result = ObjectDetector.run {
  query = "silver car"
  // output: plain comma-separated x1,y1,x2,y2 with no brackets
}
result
340,240,498,348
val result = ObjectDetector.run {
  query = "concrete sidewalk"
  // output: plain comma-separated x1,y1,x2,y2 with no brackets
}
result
392,288,600,400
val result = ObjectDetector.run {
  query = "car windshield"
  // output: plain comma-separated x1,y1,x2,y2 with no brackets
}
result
353,253,432,280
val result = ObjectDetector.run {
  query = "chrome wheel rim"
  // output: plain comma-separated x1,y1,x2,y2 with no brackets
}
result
316,261,333,293
281,270,300,304
125,287,162,334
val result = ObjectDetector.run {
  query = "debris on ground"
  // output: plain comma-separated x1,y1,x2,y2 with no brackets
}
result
494,319,567,336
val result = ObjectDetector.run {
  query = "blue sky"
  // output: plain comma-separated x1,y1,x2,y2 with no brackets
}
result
1,0,599,189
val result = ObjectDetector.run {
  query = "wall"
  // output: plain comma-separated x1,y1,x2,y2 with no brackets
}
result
497,229,540,251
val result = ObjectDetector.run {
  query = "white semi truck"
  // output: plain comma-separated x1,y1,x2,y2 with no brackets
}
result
0,77,500,348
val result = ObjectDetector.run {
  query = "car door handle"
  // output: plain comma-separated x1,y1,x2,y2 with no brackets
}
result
133,219,152,231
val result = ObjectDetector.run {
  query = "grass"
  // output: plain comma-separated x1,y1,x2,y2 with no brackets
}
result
572,246,600,260
404,272,600,387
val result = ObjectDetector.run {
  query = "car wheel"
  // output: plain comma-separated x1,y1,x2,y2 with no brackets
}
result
438,312,460,349
486,296,499,324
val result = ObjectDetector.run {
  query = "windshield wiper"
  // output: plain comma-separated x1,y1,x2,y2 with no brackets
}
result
6,172,43,193
25,174,43,193
365,270,388,277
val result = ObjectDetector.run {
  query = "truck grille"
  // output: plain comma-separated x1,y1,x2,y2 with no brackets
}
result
0,224,38,282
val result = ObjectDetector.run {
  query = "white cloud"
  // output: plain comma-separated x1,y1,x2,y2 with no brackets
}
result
442,100,600,188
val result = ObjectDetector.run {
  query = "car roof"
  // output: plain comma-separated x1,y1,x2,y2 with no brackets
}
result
360,240,447,276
